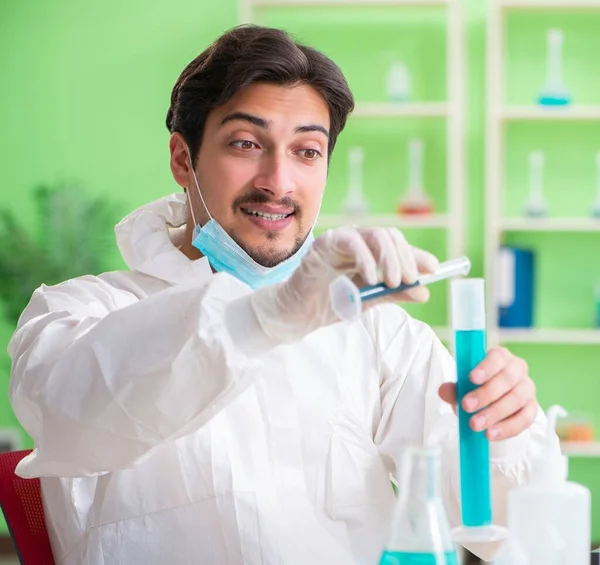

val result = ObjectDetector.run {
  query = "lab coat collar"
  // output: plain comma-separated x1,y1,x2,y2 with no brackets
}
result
114,192,213,286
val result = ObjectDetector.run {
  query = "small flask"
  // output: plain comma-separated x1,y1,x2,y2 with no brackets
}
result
397,138,434,216
387,59,411,103
341,147,369,216
595,282,600,328
379,445,458,565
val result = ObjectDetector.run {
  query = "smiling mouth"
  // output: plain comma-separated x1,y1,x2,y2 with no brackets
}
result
240,208,294,221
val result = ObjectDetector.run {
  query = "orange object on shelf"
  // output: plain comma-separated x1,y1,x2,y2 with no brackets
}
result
397,201,434,215
566,424,595,443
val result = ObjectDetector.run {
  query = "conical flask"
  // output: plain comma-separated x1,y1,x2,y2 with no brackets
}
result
379,445,458,565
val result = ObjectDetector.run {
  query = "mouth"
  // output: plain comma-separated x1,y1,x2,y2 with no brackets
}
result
240,206,295,231
240,208,294,221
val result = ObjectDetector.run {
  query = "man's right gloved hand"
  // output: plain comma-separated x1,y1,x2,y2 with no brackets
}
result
249,226,439,344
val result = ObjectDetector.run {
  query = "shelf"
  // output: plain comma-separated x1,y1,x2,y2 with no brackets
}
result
501,106,600,121
498,0,600,10
499,329,600,345
352,102,449,119
317,213,449,229
561,441,600,458
502,217,600,232
252,0,451,6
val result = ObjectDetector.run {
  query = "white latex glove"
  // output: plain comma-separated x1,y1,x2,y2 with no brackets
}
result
250,226,439,344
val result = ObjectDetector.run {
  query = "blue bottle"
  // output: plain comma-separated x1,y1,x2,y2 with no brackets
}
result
497,247,535,329
379,445,459,565
450,279,506,544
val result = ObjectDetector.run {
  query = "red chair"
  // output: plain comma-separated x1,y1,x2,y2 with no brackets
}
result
0,450,55,565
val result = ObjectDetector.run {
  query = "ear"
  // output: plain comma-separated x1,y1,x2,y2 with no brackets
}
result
169,133,193,190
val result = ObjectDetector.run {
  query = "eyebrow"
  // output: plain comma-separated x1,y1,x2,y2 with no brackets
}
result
221,112,268,129
295,124,330,139
220,112,330,139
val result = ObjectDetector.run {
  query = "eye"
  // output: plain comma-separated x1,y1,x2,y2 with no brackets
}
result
230,140,258,151
299,148,322,161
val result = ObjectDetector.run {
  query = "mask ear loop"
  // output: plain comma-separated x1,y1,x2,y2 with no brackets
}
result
186,147,213,227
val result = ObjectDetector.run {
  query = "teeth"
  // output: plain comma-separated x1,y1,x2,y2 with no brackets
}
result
243,209,289,220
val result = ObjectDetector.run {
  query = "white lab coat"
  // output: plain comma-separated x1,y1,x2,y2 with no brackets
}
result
8,193,555,565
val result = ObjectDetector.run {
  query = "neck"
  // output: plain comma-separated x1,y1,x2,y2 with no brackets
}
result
179,219,204,261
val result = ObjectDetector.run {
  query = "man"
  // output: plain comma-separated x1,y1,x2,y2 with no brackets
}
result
9,25,557,565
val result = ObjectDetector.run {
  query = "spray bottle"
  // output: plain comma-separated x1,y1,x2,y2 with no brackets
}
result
495,405,591,565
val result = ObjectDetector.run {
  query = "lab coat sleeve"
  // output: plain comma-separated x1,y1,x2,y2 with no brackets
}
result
8,273,278,479
371,305,559,562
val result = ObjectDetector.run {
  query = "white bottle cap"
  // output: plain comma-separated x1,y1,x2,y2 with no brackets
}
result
451,278,486,331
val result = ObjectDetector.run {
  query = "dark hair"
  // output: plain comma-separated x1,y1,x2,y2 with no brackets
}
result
166,25,354,165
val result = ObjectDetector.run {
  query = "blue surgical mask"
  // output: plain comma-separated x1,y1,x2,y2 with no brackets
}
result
187,154,315,289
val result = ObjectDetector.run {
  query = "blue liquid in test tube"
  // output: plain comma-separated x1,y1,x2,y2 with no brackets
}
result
450,279,506,544
455,329,491,526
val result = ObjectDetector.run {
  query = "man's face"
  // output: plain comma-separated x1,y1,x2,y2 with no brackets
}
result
189,83,330,267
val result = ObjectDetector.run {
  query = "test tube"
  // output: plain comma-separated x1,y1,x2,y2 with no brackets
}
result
450,279,507,543
359,256,471,301
329,256,471,322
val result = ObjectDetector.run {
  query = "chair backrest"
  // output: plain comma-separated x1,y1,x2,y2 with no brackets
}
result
0,450,55,565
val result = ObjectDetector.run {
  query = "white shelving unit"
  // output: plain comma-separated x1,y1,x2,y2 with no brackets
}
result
352,102,449,119
561,441,600,458
499,328,600,345
502,217,600,232
485,0,600,347
501,105,600,121
242,0,466,336
499,0,600,10
248,0,451,9
318,213,449,230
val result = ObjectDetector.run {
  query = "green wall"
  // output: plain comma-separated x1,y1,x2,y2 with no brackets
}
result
1,0,599,541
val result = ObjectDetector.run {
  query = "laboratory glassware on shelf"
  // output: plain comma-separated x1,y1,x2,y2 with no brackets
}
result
595,282,600,328
341,147,370,216
386,58,412,103
538,28,571,107
398,138,434,216
523,150,549,218
592,151,600,219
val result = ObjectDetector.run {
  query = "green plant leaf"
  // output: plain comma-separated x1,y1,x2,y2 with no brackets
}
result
0,184,124,327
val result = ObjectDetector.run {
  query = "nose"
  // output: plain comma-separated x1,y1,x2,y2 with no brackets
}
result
253,151,296,199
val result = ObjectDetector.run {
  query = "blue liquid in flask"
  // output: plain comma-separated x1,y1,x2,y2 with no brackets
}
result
378,445,459,565
538,94,570,106
379,550,459,565
455,329,492,527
